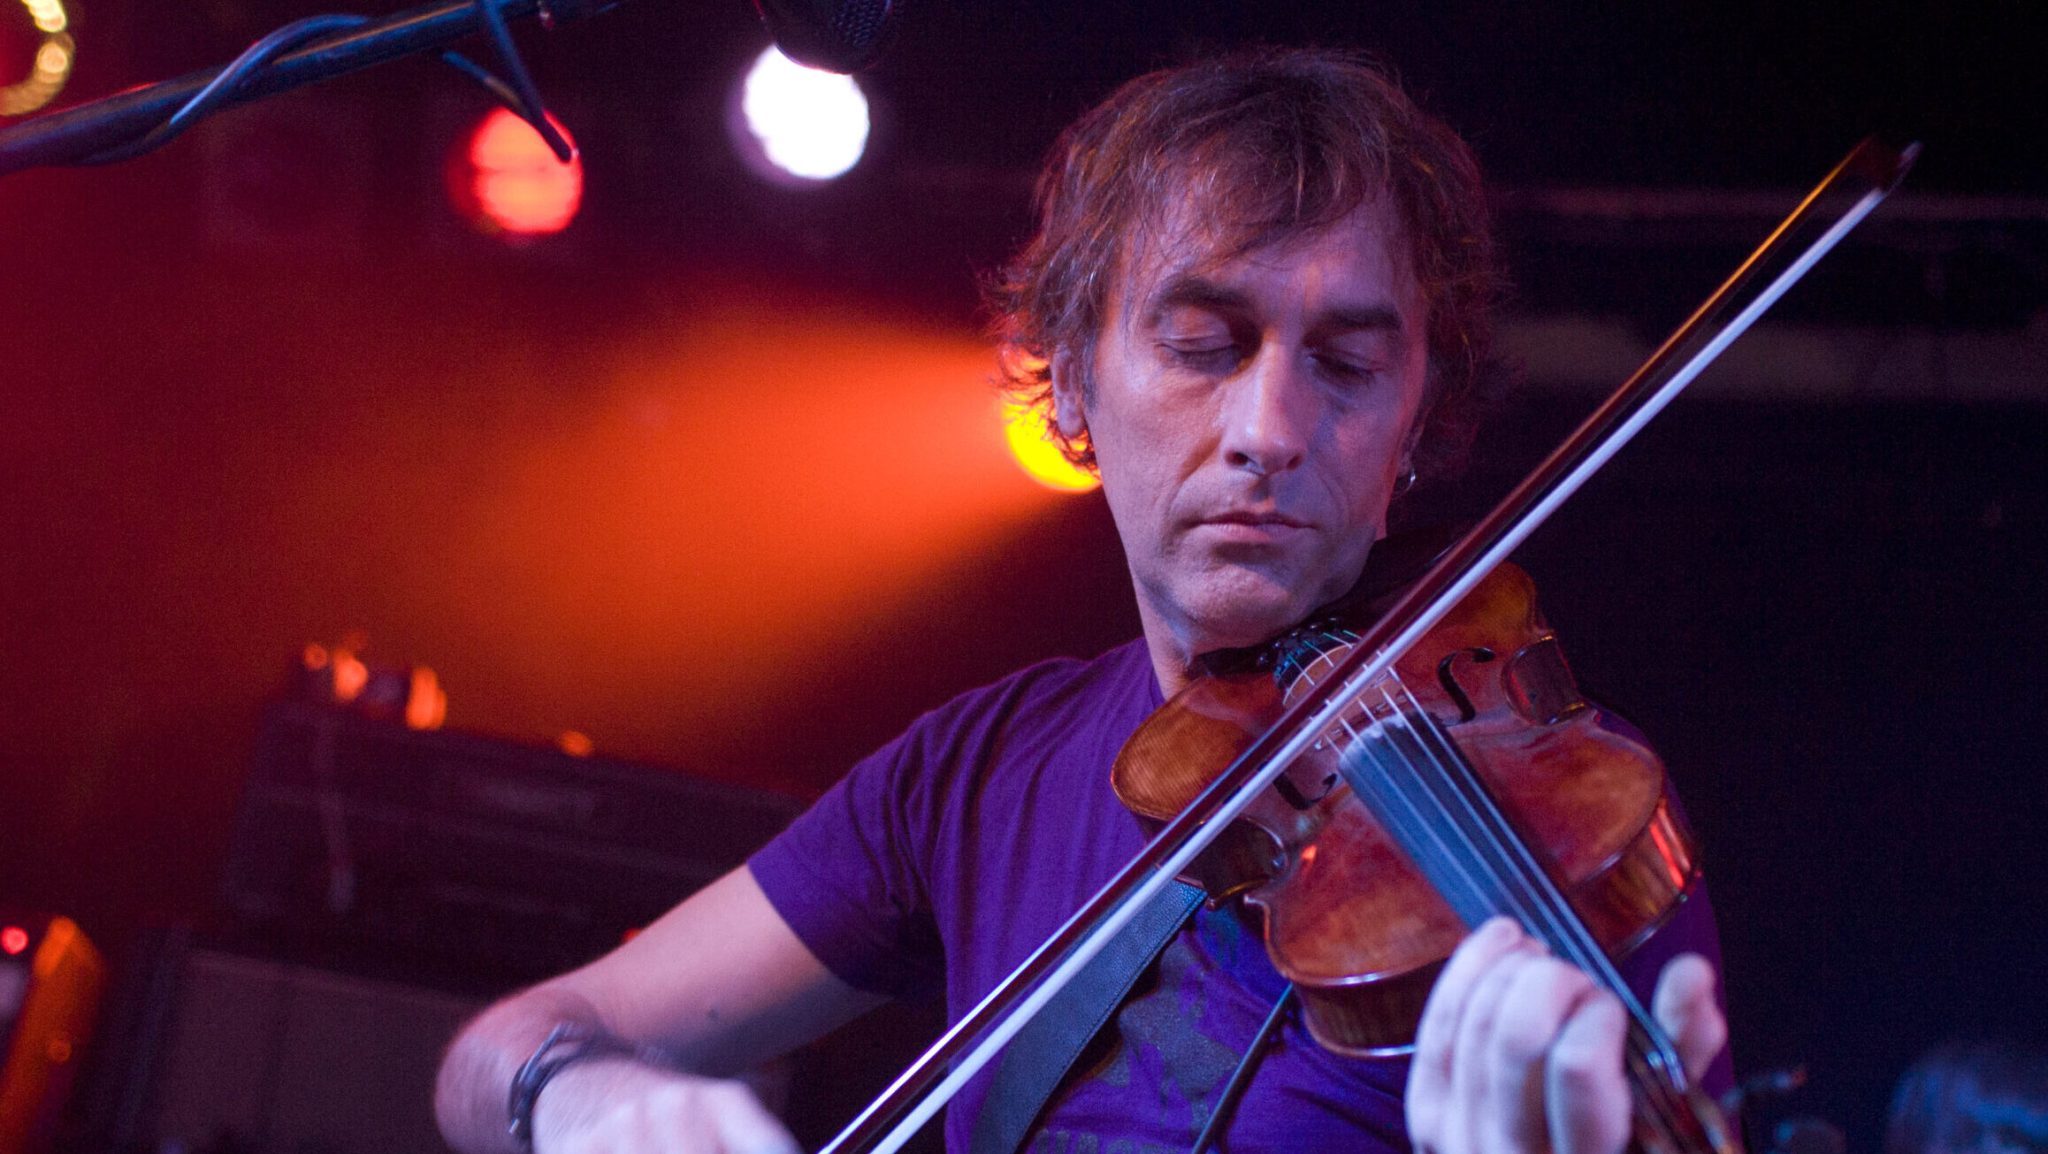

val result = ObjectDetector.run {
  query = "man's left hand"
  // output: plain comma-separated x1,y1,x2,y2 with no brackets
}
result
1405,917,1728,1154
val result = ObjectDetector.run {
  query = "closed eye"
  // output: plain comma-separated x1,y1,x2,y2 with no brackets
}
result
1314,353,1382,384
1160,342,1244,371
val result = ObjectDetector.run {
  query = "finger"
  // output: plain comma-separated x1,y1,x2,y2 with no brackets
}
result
706,1082,803,1154
1413,923,1527,1098
1448,935,1545,1150
1409,919,1528,1149
1545,987,1631,1154
1482,956,1600,1154
1651,953,1726,1084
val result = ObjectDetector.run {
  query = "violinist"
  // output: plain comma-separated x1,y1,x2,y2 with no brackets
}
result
436,47,1733,1154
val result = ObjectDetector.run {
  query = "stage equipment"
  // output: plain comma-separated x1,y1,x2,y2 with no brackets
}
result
220,700,803,987
78,929,944,1154
294,643,447,731
0,912,102,1154
749,0,899,73
454,107,584,235
0,0,906,178
80,931,481,1154
76,708,921,1154
0,0,587,177
731,46,871,184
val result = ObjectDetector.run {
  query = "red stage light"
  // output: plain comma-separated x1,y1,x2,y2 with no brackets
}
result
0,925,28,955
454,108,582,238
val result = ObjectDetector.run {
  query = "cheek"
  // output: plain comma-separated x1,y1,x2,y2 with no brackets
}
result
1095,389,1213,509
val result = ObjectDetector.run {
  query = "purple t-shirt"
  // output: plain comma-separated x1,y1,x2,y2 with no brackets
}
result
749,638,1730,1153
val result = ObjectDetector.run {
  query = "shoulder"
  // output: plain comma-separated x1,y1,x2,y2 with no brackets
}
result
747,639,1156,996
884,637,1158,768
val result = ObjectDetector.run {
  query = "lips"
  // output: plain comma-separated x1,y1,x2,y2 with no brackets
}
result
1192,509,1313,547
1202,509,1310,529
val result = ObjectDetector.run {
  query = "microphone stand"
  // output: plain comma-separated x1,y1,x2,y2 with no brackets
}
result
0,0,617,178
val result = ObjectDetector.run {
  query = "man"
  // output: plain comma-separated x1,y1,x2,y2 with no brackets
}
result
436,48,1729,1154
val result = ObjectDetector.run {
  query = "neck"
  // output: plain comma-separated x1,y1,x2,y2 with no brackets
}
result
1133,595,1262,700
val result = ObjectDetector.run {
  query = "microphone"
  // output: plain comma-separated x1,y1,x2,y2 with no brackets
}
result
750,0,900,73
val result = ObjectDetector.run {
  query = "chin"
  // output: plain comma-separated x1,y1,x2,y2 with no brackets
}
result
1173,570,1319,652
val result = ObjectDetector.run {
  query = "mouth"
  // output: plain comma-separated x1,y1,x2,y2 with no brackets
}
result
1202,509,1311,530
1194,509,1313,544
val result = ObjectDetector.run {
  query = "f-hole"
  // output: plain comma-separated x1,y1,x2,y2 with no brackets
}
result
1436,647,1497,722
1275,771,1338,810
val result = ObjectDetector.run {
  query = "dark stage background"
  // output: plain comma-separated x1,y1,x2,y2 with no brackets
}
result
2,2,2043,1151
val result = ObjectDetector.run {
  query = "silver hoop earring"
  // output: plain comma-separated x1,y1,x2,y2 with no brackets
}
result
1392,465,1418,497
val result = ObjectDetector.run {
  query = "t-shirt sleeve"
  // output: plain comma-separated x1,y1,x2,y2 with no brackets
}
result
748,719,949,1000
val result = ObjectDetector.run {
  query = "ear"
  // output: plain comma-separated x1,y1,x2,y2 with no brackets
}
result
1049,348,1089,441
1397,407,1430,477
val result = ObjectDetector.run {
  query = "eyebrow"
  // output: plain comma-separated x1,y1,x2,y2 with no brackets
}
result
1146,271,1406,336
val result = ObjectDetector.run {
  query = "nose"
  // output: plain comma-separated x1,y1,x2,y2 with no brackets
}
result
1220,347,1311,476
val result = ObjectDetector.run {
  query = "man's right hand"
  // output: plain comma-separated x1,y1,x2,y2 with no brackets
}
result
434,868,882,1154
532,1059,802,1154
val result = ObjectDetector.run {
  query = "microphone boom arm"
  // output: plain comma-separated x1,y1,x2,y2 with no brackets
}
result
0,0,617,178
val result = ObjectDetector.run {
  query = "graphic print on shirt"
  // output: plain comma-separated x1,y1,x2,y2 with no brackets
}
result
1033,908,1273,1153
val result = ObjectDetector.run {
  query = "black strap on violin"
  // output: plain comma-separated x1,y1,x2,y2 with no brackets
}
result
970,880,1204,1154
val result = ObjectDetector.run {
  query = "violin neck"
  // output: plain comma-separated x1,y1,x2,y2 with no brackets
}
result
1336,693,1739,1154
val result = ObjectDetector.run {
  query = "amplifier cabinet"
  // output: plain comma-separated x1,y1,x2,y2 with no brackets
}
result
89,941,478,1154
221,703,803,985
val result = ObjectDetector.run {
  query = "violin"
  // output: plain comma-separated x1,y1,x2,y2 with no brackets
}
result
1115,546,1729,1154
1112,554,1698,1058
822,138,1917,1154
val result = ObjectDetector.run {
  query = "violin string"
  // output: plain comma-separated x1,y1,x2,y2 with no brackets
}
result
1379,681,1700,1148
1340,676,1696,1148
1377,698,1695,1153
1330,670,1698,1147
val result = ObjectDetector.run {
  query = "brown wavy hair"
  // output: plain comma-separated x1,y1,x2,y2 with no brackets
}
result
987,47,1505,487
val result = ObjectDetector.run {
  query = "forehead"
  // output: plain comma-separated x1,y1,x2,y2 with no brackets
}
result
1113,195,1420,321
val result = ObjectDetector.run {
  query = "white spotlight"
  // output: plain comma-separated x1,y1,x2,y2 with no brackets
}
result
734,46,870,183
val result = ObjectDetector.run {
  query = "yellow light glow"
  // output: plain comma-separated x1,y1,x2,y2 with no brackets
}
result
2,26,71,116
1002,400,1099,493
739,47,869,181
23,0,65,33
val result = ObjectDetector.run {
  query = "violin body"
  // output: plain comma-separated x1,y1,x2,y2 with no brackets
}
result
1112,563,1701,1056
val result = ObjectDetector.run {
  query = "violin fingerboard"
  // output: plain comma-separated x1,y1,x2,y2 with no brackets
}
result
1336,707,1735,1154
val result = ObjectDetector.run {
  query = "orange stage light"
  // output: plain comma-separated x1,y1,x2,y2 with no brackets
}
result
456,108,582,237
330,650,369,703
437,296,1096,747
406,666,447,730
